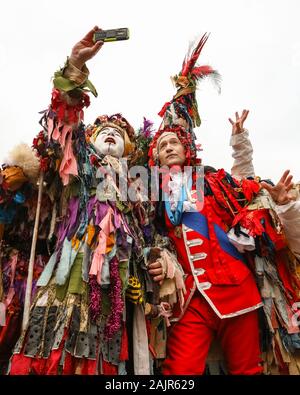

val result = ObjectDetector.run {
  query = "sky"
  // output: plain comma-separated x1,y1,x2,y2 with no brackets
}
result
0,0,299,181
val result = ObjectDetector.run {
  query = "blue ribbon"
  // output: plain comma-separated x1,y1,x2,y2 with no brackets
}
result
164,175,192,226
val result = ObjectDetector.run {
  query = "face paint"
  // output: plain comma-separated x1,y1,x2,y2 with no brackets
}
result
158,132,186,167
93,127,125,158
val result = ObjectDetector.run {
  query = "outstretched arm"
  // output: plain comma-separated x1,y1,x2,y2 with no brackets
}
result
68,26,103,70
53,26,104,105
229,109,255,180
42,27,104,186
60,26,103,97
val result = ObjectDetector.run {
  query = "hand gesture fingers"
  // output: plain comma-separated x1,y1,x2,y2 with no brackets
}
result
229,109,249,135
241,109,249,123
285,174,293,188
261,170,295,205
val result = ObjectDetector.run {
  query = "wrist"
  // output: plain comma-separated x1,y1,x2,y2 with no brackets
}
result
68,56,84,71
232,127,245,136
63,58,89,86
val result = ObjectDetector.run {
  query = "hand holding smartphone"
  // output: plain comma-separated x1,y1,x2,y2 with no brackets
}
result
93,28,130,43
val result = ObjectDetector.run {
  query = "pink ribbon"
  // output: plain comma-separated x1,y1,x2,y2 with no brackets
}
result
48,116,78,186
89,208,115,284
158,302,172,327
47,117,54,141
59,130,78,186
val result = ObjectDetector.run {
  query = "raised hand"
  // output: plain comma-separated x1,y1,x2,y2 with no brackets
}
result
69,26,104,70
261,170,296,205
229,109,249,135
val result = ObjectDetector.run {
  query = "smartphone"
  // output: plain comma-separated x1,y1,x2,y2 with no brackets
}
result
93,28,130,42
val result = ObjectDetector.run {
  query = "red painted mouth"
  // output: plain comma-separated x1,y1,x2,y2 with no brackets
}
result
105,137,116,144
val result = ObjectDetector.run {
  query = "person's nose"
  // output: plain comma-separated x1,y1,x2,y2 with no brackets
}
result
165,144,173,153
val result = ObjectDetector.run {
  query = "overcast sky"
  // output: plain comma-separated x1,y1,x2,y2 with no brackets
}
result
0,0,299,181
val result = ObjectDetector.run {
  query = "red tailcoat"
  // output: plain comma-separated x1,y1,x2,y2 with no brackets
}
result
165,187,263,321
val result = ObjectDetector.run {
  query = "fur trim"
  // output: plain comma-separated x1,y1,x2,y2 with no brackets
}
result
5,143,40,184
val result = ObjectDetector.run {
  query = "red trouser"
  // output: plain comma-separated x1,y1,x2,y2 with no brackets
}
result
163,293,263,375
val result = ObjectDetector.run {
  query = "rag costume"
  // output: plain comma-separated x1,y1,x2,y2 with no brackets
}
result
148,33,300,375
1,58,183,375
0,145,51,374
230,128,300,374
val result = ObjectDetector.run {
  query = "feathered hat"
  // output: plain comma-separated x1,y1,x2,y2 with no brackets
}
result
149,33,221,166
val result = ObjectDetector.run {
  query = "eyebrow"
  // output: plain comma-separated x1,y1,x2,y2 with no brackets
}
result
159,137,179,148
102,129,121,136
158,140,169,151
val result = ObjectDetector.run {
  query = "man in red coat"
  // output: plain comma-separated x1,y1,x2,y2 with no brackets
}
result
149,132,263,374
147,35,297,375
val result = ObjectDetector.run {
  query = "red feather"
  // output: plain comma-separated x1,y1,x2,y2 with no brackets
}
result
191,65,214,78
181,33,210,76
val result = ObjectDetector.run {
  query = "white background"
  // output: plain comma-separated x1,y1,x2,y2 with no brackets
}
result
0,0,299,181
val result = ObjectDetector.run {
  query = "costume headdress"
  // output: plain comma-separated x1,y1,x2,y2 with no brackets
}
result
88,113,135,157
149,33,221,166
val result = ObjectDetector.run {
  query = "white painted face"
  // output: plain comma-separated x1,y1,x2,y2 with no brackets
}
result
93,127,125,158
